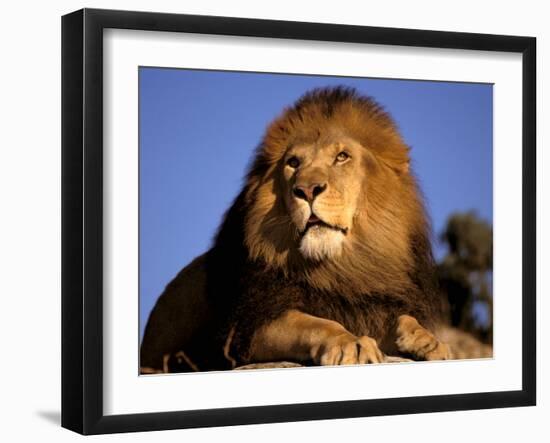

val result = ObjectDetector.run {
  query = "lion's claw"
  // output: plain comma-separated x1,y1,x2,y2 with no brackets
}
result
396,315,451,361
314,333,384,366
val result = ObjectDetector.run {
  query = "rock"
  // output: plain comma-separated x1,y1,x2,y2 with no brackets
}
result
234,355,412,370
383,355,413,363
437,326,493,359
234,361,303,370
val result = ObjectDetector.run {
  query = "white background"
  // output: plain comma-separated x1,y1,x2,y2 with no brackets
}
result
0,0,546,441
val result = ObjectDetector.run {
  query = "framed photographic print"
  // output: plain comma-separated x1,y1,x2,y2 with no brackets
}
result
61,8,536,435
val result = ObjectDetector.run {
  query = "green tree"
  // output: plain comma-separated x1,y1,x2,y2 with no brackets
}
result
437,211,493,344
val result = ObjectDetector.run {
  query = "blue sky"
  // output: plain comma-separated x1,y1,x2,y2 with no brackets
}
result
139,67,493,339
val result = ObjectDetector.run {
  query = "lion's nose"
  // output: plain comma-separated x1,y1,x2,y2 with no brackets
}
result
293,183,327,203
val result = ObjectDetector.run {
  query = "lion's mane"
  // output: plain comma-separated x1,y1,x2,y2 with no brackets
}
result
207,87,442,365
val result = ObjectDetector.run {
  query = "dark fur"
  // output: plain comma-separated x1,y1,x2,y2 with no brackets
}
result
140,87,443,372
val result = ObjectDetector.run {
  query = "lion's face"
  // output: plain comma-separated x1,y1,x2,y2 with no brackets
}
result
281,134,366,261
243,87,422,290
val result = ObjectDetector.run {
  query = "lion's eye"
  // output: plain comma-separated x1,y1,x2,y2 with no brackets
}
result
286,156,300,168
335,151,350,163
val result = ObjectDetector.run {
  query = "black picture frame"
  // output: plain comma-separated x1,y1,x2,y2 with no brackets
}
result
61,8,536,435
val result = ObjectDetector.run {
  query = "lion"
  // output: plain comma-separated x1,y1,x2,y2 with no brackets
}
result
140,86,452,373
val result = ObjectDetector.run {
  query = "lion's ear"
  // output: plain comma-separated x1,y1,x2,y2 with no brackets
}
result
393,143,412,174
381,158,410,175
394,160,410,175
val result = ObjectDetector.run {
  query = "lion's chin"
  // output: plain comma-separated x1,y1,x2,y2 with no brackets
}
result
299,225,345,261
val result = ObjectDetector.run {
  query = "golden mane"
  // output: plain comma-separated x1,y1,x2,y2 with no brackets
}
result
241,87,433,298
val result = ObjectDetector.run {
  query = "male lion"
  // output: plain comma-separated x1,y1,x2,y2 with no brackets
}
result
140,86,451,373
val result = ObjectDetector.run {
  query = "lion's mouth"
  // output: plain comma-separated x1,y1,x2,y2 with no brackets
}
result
303,214,348,235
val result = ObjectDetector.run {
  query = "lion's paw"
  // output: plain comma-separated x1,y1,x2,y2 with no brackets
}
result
313,333,384,366
396,315,451,361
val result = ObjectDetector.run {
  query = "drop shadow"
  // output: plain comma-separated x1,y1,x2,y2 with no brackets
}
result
36,410,61,426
